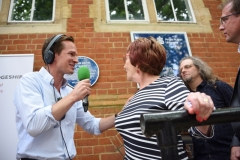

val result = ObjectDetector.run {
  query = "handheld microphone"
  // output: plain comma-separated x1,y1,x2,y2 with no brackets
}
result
78,66,90,112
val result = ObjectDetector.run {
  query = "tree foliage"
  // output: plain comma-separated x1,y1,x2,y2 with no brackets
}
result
108,0,126,20
154,0,192,21
108,0,144,20
33,0,53,20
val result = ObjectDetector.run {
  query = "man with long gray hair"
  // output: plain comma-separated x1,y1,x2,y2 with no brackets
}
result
179,56,234,160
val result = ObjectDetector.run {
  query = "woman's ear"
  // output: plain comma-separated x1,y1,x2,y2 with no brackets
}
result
136,65,140,74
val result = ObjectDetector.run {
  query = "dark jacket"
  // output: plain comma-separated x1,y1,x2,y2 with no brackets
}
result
191,80,234,160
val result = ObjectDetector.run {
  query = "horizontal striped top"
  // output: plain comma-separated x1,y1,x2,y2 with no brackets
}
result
115,76,190,160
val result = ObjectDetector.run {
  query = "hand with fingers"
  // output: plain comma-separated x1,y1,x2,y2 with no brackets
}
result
184,92,215,122
71,79,91,102
231,146,240,160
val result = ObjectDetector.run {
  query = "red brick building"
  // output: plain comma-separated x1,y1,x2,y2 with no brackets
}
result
0,0,239,159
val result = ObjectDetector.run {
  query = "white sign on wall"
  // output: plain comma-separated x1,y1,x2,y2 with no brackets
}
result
0,54,34,160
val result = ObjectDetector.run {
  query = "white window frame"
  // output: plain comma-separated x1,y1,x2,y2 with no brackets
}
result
153,0,196,23
105,0,149,23
8,0,56,23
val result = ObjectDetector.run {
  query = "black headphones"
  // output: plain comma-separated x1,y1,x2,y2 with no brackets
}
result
43,34,64,64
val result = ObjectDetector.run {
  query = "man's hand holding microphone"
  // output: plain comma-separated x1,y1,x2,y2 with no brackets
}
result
53,66,91,121
70,66,91,112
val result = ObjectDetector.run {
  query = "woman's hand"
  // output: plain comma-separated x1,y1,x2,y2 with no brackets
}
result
184,92,215,122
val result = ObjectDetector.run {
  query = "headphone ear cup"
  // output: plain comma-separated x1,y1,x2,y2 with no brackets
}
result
44,49,55,64
43,34,64,64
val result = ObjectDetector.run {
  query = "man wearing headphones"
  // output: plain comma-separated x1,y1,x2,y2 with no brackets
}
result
13,34,116,160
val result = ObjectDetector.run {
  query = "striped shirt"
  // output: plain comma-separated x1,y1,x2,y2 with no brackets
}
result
115,76,190,160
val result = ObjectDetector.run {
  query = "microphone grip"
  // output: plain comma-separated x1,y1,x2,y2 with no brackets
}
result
83,96,88,112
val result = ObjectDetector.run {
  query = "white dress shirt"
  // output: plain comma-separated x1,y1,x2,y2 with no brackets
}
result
13,67,101,160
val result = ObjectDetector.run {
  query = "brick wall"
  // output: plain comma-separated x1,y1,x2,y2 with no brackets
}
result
1,0,240,159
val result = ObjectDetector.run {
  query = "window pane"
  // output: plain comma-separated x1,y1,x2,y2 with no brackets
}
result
173,0,193,21
154,0,174,21
9,0,54,22
33,0,53,21
127,0,145,20
11,0,32,21
108,0,126,20
154,0,193,22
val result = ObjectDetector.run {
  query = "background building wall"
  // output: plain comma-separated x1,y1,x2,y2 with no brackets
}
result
0,0,239,159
